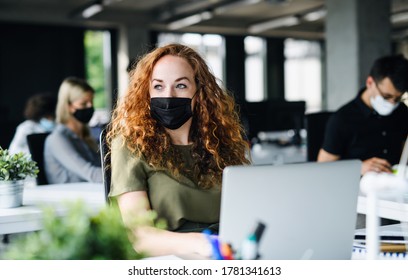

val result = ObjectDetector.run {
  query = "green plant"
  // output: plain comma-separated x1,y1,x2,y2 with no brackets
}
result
3,201,166,260
0,147,39,181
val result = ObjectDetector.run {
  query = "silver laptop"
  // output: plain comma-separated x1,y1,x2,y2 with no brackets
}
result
219,160,361,260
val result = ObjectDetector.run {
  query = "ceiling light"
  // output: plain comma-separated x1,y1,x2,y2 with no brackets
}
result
391,12,408,24
303,8,326,22
248,16,299,34
167,11,213,30
81,3,103,18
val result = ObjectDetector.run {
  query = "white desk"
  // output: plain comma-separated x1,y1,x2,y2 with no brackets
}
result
357,192,408,222
0,182,105,235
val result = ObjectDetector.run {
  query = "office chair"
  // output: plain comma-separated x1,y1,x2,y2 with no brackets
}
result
99,128,111,203
305,111,333,162
26,132,50,185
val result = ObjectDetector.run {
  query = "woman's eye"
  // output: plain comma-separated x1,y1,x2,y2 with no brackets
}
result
176,84,187,89
153,84,162,90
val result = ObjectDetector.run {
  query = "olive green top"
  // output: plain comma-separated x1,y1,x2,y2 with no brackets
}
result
109,137,221,231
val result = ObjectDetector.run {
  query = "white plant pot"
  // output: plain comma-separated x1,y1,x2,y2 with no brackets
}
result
0,180,24,208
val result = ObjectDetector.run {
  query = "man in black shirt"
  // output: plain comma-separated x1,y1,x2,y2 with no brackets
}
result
318,54,408,175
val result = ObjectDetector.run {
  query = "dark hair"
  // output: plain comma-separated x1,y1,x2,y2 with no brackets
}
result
369,54,408,93
24,93,57,121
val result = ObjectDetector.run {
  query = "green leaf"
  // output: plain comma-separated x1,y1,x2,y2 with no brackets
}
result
0,146,39,181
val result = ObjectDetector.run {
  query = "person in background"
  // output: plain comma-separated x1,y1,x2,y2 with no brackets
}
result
107,43,250,257
44,77,102,184
318,54,408,175
9,93,57,155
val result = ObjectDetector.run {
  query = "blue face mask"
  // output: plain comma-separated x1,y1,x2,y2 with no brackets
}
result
39,118,55,132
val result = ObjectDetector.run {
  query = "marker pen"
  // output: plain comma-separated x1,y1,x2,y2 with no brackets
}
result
240,221,266,260
241,233,258,260
202,229,223,260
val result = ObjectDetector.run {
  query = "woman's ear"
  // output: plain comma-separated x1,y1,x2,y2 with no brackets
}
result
67,103,75,114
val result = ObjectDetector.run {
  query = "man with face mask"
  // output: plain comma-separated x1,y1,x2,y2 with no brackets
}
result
318,54,408,176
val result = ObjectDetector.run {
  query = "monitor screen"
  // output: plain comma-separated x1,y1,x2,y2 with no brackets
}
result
242,100,306,141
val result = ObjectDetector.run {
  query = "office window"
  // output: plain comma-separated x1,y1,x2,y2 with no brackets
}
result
244,36,266,102
84,30,112,126
284,39,322,112
157,33,225,82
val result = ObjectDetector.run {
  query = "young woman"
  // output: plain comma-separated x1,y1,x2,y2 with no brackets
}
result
44,77,102,184
107,44,251,257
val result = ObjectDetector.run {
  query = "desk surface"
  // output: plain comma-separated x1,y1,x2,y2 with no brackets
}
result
3,182,407,235
357,192,408,222
0,182,105,235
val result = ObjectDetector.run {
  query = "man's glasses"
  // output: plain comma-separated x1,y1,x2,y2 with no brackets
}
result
375,82,407,104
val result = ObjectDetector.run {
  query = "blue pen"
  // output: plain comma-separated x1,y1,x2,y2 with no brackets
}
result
202,229,223,260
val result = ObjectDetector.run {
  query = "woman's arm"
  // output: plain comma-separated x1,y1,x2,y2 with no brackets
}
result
117,191,211,257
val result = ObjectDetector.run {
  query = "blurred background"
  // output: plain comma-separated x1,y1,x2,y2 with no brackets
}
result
0,0,407,158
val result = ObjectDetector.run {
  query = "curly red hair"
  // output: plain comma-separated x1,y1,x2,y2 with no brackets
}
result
108,43,250,188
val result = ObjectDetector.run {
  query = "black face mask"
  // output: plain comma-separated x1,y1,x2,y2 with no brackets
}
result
150,97,193,130
73,107,94,124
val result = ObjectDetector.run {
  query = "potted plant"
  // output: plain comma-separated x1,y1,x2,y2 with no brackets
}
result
0,146,39,208
3,201,165,259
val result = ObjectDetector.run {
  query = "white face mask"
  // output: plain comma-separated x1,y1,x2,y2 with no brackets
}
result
370,94,399,116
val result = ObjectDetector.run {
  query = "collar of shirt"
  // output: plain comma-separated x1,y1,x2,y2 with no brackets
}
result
55,123,80,139
354,87,379,119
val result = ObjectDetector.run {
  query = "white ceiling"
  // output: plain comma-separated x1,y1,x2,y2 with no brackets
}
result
0,0,408,40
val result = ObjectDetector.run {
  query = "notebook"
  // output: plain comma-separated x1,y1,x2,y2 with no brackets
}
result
219,160,361,260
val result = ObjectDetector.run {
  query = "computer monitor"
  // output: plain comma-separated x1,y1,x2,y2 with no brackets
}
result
242,100,306,142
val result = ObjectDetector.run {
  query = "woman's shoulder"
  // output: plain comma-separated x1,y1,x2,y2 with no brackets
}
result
111,135,125,148
47,125,78,147
111,136,146,161
110,136,154,180
50,124,75,137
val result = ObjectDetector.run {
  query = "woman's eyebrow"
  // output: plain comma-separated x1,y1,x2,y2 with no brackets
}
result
151,77,191,83
175,77,190,82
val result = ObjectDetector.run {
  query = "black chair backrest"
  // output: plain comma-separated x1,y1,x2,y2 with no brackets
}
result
305,111,333,162
99,128,111,203
26,132,50,185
